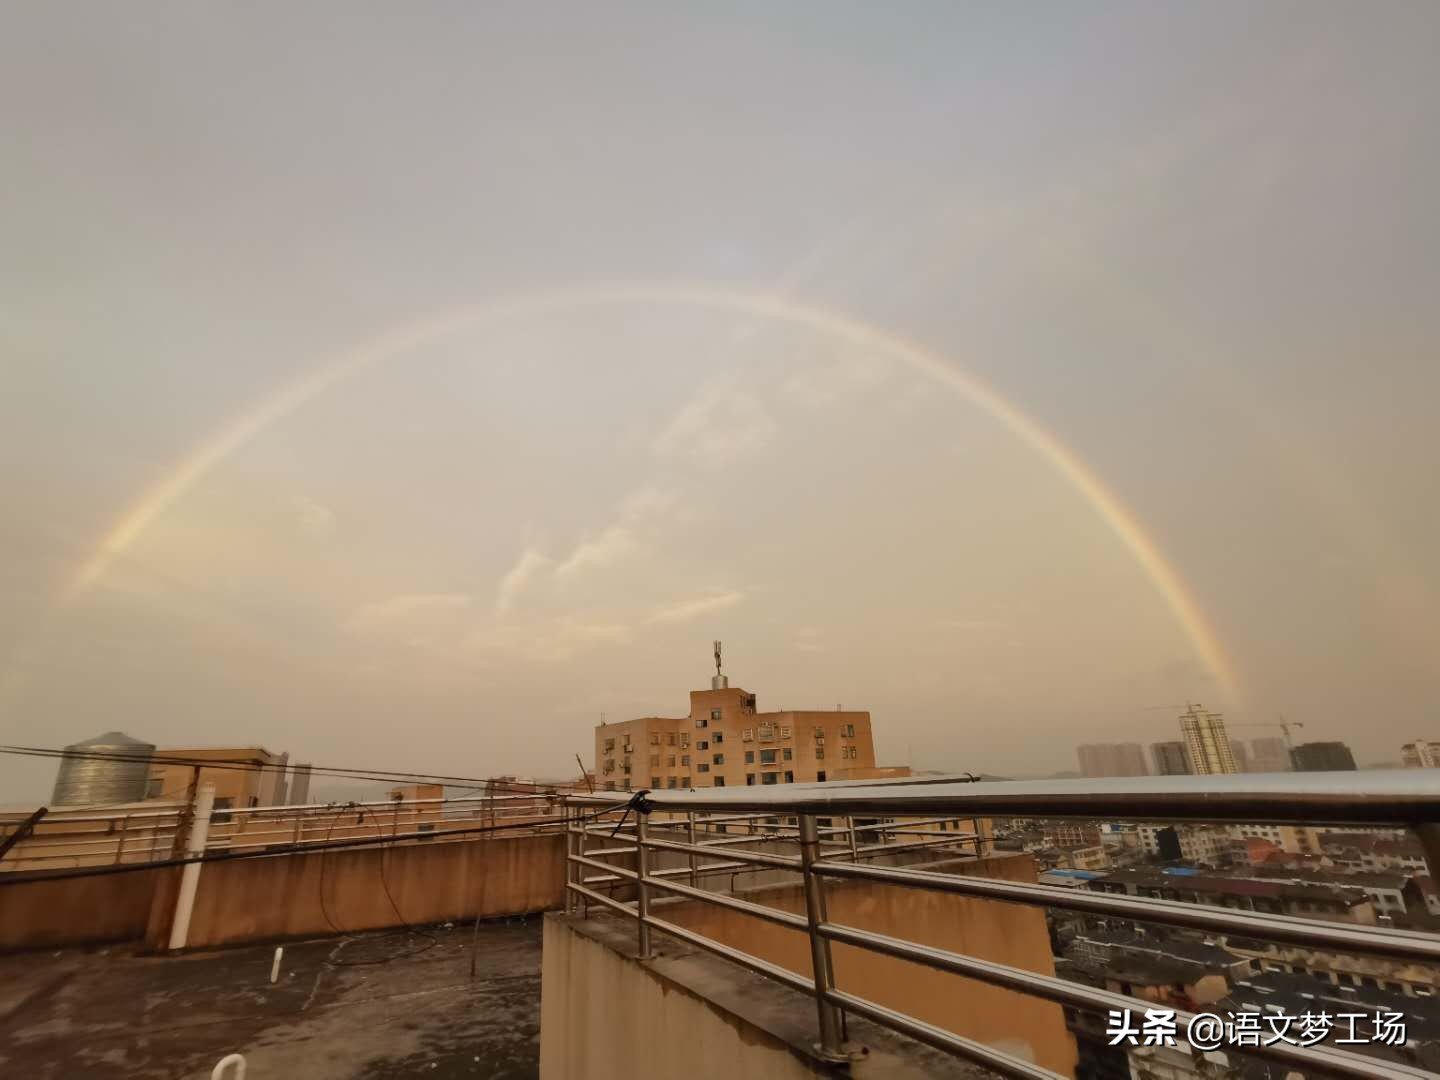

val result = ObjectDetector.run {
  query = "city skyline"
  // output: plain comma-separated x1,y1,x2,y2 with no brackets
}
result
3,4,1440,800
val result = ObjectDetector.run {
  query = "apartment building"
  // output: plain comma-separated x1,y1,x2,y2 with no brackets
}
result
593,669,882,792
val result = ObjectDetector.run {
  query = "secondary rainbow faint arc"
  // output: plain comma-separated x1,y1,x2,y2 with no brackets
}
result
64,282,1243,697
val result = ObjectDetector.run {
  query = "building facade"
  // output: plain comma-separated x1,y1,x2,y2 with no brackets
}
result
593,675,882,792
1290,741,1357,772
1150,740,1190,776
1077,742,1149,778
1249,737,1292,773
1401,740,1440,768
1178,704,1237,775
145,746,293,812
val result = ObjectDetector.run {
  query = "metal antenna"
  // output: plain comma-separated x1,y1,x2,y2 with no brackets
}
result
714,640,722,677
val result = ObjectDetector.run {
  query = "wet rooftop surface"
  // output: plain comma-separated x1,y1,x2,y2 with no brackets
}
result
0,917,542,1079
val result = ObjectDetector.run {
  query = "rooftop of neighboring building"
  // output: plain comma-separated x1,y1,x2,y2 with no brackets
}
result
1092,867,1370,905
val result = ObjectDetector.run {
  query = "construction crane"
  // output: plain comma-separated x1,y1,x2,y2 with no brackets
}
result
1228,715,1304,750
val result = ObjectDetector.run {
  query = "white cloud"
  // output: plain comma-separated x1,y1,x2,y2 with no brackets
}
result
469,616,631,664
554,486,677,581
646,589,744,624
554,524,637,579
779,348,891,410
495,548,552,617
292,496,336,539
651,378,776,467
347,593,472,635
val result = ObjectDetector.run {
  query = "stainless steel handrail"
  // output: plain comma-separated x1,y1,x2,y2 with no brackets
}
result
562,781,1440,1079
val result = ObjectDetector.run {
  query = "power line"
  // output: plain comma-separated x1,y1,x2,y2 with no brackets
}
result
0,799,625,888
0,744,579,800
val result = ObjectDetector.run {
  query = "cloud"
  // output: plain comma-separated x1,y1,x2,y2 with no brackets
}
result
651,378,776,467
495,548,552,617
779,347,891,410
347,593,472,635
794,625,824,653
646,589,744,624
469,616,631,664
292,496,335,539
554,486,676,581
555,524,637,579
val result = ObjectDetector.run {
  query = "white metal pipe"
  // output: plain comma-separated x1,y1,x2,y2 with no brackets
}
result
168,784,215,951
270,946,283,983
211,1053,246,1080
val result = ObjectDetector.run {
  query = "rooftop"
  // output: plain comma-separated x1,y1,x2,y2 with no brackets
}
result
0,919,542,1079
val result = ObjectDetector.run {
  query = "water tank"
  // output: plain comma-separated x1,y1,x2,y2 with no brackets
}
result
50,731,156,807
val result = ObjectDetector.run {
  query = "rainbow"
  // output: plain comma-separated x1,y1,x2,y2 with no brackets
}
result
59,282,1243,697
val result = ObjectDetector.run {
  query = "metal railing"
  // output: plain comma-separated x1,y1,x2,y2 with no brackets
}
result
562,772,1440,1080
0,792,566,870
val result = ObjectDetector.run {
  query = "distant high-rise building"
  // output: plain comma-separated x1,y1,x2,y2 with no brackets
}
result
1150,740,1190,776
1077,742,1149,778
1290,742,1357,772
1178,704,1238,775
1401,741,1440,768
1229,739,1251,773
1249,737,1292,773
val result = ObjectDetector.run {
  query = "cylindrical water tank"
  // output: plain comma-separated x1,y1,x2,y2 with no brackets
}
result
50,731,156,807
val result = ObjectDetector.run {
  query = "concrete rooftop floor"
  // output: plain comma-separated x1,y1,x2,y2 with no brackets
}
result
0,917,542,1079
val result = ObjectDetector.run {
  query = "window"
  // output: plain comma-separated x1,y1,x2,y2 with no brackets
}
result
762,773,779,785
746,774,756,786
712,732,724,744
650,754,659,766
783,748,792,761
623,742,633,754
651,776,661,788
814,726,825,739
713,753,725,766
681,754,690,765
784,771,794,783
742,728,753,741
816,771,826,782
816,747,825,759
697,740,708,750
603,760,615,774
667,733,677,746
697,763,709,773
212,796,234,824
681,775,690,786
760,748,778,765
711,709,722,720
696,717,708,729
713,776,726,787
667,777,677,789
624,780,632,791
745,750,755,764
680,734,690,747
843,723,856,738
604,738,615,752
758,724,774,740
650,733,660,745
781,725,791,739
667,756,676,767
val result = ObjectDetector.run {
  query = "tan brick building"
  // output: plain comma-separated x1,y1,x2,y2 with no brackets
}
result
594,679,885,792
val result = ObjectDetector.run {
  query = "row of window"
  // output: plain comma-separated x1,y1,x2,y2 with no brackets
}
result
608,723,857,754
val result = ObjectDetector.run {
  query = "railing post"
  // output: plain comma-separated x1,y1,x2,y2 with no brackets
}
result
688,811,699,890
847,815,859,861
168,783,215,951
563,803,575,915
635,813,653,959
798,813,846,1061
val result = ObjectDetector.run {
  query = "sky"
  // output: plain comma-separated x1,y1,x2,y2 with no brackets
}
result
2,2,1439,801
